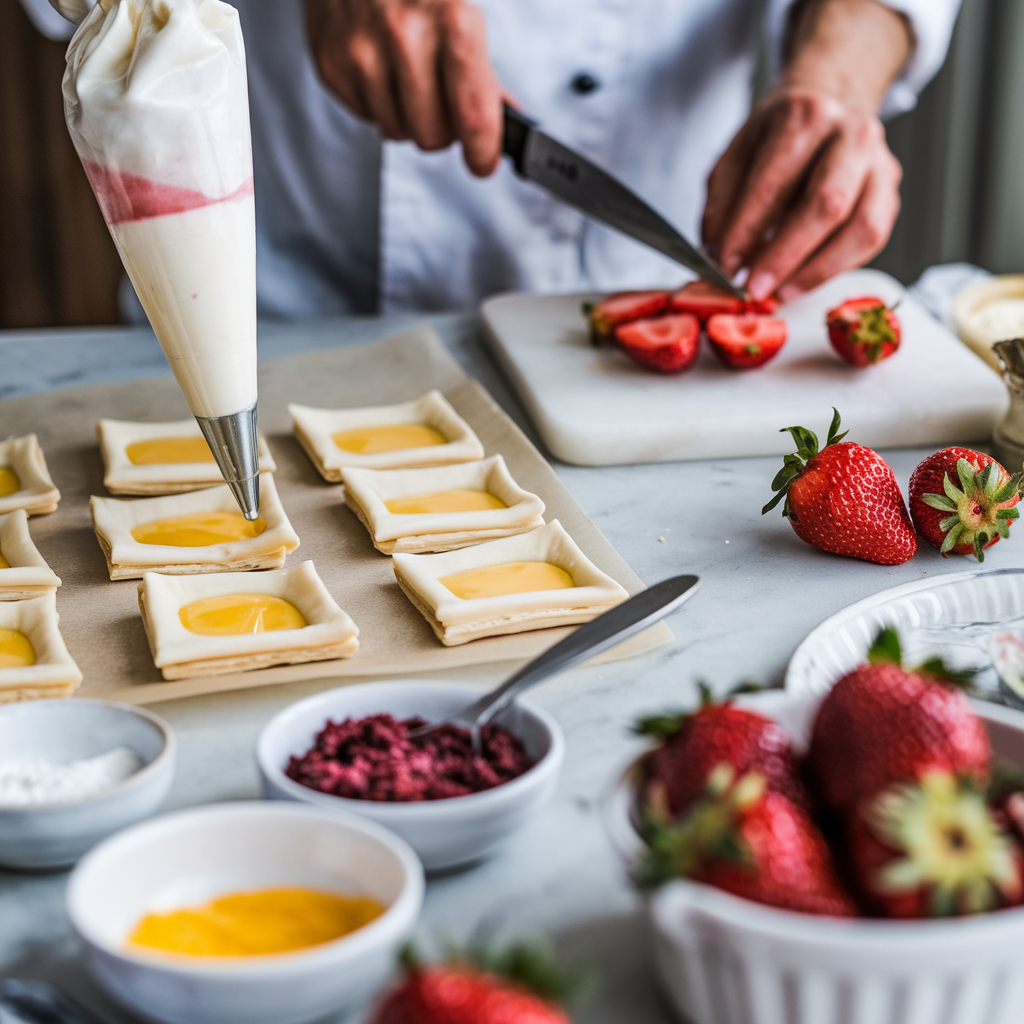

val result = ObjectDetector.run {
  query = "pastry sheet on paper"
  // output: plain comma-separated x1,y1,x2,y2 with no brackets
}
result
0,326,672,705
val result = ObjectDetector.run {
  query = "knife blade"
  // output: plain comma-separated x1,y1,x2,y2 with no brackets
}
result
502,103,744,298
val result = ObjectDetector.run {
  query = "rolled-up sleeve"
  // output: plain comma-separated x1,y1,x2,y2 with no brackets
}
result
766,0,963,117
17,0,76,41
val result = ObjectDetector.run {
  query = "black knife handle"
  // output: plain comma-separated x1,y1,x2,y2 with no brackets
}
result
502,103,535,176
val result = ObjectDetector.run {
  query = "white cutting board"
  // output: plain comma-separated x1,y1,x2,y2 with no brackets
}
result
481,269,1008,466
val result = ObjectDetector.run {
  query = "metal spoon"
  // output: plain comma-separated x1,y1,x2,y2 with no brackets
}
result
0,980,106,1024
409,573,700,751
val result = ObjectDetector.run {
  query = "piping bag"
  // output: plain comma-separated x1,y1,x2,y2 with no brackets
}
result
55,0,260,519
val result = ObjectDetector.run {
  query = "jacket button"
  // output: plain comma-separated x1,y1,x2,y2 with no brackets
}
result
570,73,600,95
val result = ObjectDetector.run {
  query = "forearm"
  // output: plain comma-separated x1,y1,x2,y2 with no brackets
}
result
780,0,913,113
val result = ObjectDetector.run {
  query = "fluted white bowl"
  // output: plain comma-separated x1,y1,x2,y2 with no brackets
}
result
67,801,424,1024
256,680,564,871
606,689,1024,1024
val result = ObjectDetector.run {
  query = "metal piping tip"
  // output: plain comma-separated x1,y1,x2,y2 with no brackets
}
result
196,403,261,520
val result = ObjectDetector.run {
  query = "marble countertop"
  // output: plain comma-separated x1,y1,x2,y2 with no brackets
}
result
0,314,1016,1024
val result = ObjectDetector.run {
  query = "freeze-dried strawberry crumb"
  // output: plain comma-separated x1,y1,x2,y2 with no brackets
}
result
285,714,534,802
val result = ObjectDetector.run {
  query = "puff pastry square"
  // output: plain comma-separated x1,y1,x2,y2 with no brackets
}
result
342,455,545,554
139,560,359,680
0,435,60,516
0,593,82,702
0,509,61,600
91,475,300,581
393,519,628,645
290,390,484,481
98,418,277,496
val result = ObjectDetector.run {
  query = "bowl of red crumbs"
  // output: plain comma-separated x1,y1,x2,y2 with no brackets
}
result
256,681,565,871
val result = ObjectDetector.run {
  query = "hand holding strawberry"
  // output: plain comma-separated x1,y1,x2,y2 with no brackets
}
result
762,408,916,565
909,448,1020,561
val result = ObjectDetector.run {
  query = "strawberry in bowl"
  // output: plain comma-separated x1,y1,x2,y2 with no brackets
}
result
607,630,1024,1024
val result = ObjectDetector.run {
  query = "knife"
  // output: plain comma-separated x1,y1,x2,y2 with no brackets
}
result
501,103,744,298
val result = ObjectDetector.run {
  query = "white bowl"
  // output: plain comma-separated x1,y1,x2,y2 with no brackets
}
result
256,680,565,871
606,689,1024,1024
67,801,424,1024
0,698,175,870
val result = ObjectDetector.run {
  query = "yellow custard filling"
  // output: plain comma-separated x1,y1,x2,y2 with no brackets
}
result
0,628,35,668
385,488,507,515
332,423,446,454
131,512,266,548
440,561,575,600
127,887,385,958
0,552,8,569
179,594,307,635
126,437,215,465
0,467,21,498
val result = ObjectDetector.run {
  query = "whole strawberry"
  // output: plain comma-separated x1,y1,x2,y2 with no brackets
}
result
847,770,1023,918
370,946,575,1024
638,765,857,917
909,448,1020,561
762,408,916,565
827,296,901,365
637,685,807,817
808,628,989,816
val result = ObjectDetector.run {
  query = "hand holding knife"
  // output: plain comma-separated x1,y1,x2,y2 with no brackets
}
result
501,103,745,299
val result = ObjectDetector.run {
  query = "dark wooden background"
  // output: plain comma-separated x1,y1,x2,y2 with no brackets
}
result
0,0,121,329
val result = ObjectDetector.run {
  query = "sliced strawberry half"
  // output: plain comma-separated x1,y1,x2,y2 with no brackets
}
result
706,313,787,369
670,280,779,323
585,290,670,344
615,313,700,374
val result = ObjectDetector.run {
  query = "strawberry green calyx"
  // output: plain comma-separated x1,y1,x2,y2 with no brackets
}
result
635,764,765,888
847,302,899,363
920,458,1021,561
866,771,1022,916
631,682,715,738
866,626,976,690
762,407,848,517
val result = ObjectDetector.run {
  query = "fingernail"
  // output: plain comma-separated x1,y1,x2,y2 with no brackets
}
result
747,271,776,302
722,253,741,276
778,283,803,304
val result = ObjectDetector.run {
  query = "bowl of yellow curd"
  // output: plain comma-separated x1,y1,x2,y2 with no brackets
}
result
257,681,565,871
0,698,174,870
67,801,423,1024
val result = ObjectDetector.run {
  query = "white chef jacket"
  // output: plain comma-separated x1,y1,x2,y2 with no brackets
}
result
24,0,961,316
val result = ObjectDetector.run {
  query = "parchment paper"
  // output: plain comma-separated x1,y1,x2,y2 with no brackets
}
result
0,327,671,704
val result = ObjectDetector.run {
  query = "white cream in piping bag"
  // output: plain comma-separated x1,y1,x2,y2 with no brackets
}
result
61,0,257,420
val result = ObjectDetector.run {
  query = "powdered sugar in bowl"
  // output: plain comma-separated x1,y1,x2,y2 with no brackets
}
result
0,698,175,869
257,681,564,871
